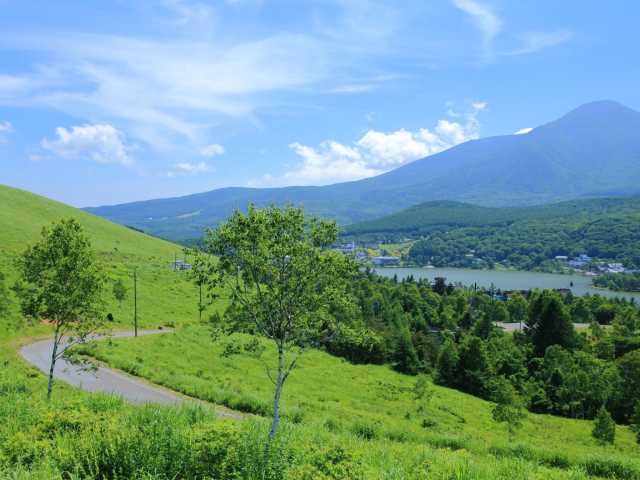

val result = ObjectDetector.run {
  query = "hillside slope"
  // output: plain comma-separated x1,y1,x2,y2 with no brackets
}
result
341,196,640,270
86,100,640,242
79,325,640,477
343,196,640,236
0,184,200,329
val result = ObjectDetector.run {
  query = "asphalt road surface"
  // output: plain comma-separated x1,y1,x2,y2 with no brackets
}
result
20,330,186,404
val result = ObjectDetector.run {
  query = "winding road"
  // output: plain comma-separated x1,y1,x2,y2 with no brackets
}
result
20,330,188,404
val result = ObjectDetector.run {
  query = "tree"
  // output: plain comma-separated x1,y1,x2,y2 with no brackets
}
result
507,293,528,329
612,307,638,337
186,248,210,323
570,297,593,324
473,312,497,339
435,337,459,386
0,269,11,319
592,406,615,445
526,291,576,357
630,402,640,444
112,278,127,307
414,375,434,417
14,219,105,400
457,335,491,396
491,376,526,439
491,301,510,324
433,277,447,295
202,205,354,442
614,350,640,421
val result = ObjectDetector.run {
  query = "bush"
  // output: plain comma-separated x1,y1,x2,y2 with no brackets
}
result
286,446,365,480
351,420,379,440
191,420,242,479
592,406,616,445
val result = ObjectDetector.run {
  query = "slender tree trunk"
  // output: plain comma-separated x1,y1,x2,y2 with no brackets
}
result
47,326,60,401
268,343,285,441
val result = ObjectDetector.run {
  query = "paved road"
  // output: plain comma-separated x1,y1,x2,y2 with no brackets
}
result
20,330,187,404
498,322,590,332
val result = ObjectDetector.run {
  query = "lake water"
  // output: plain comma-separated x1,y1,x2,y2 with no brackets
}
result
375,267,640,302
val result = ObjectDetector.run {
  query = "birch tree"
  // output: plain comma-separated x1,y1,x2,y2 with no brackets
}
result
203,205,354,442
15,219,105,400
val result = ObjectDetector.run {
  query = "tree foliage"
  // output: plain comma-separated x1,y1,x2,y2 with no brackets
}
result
202,205,355,441
112,278,127,306
491,376,526,438
592,406,616,445
15,218,105,399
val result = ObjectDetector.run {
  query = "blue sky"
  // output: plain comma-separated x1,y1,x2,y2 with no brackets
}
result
1,0,639,207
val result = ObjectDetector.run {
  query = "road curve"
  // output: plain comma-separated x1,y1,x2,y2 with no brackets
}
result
20,330,186,405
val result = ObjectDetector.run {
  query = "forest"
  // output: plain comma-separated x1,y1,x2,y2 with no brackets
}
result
342,197,640,271
300,270,640,425
594,273,640,292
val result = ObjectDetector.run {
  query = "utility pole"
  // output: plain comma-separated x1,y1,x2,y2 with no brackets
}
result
133,269,138,337
198,282,202,323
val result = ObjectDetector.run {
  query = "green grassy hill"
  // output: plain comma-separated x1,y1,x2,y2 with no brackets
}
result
78,325,640,478
0,184,202,329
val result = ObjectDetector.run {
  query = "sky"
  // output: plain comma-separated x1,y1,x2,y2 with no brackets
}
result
1,0,639,207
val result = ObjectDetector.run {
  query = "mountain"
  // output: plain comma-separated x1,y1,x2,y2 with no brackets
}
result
0,184,199,327
343,197,640,237
86,100,640,242
340,196,640,271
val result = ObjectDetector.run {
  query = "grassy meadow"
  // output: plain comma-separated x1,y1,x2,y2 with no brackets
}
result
1,183,640,478
77,324,640,478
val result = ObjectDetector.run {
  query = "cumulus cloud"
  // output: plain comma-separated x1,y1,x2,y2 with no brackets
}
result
200,143,225,157
167,161,210,177
254,103,485,186
0,121,13,143
514,127,533,135
41,124,133,166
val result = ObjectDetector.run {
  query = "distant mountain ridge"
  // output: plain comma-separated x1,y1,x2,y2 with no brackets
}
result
86,100,640,242
342,196,640,238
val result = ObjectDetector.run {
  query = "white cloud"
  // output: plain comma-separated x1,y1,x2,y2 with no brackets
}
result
0,1,406,152
200,143,225,157
0,121,13,143
452,0,502,56
41,124,133,166
504,30,573,56
168,161,210,176
514,127,533,135
452,1,570,59
329,84,376,94
254,102,485,186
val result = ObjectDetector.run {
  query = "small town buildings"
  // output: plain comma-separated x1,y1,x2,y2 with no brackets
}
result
568,253,592,269
371,256,401,267
335,242,356,256
171,260,192,271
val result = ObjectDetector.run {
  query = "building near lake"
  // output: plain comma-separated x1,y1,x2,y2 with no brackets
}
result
372,256,400,267
171,260,192,271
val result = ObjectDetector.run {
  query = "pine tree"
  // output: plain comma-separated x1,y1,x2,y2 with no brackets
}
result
491,376,526,439
592,406,616,445
630,402,640,445
435,338,459,387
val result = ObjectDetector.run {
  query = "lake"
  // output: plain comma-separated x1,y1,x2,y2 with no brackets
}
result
375,267,640,302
